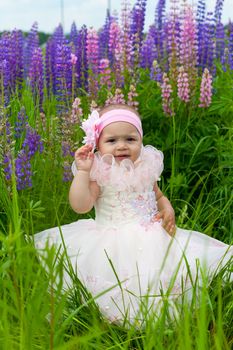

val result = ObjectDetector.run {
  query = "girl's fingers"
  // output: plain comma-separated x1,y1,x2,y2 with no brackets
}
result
152,212,162,221
164,221,176,236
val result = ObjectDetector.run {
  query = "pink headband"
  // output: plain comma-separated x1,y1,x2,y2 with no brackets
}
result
81,109,143,149
97,109,143,138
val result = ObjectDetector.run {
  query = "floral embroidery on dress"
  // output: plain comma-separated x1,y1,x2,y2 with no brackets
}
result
130,193,159,227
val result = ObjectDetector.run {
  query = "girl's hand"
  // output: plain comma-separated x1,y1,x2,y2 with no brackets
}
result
74,144,94,172
153,209,176,236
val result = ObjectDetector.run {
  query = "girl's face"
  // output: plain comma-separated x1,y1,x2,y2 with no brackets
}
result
98,121,142,163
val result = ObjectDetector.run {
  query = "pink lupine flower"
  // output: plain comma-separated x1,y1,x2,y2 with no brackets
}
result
71,97,82,124
179,5,198,79
109,21,122,56
70,53,77,65
105,88,126,106
90,100,98,112
87,28,99,98
127,84,139,109
86,28,99,71
120,0,134,72
199,68,213,108
161,73,174,116
177,66,190,102
109,20,123,86
99,58,112,88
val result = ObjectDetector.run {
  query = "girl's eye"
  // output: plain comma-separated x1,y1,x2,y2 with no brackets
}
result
107,139,115,143
127,138,136,141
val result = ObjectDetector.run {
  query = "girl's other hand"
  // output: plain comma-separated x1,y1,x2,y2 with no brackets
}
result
74,144,94,172
153,209,176,236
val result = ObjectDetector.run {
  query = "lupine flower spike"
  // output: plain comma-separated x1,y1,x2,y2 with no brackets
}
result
199,68,212,108
177,66,190,103
161,72,174,116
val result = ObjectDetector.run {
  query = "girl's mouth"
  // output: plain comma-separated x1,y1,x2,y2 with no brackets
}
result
115,155,130,160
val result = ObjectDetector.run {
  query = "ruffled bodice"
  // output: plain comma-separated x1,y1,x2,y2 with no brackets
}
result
72,145,164,226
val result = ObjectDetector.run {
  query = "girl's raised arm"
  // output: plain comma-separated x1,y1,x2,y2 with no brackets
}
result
69,145,100,214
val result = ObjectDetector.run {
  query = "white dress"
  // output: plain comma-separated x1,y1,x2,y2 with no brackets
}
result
34,145,232,323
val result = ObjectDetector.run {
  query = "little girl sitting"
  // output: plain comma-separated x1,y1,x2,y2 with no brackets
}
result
34,104,232,323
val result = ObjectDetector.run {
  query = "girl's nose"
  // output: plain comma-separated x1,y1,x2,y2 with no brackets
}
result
117,140,127,149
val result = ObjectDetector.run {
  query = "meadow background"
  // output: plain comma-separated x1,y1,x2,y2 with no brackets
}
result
0,0,233,348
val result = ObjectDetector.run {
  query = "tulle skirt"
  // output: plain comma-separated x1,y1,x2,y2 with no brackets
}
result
34,219,232,323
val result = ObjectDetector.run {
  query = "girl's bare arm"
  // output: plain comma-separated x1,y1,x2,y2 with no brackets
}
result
153,183,176,236
69,144,100,213
69,172,99,213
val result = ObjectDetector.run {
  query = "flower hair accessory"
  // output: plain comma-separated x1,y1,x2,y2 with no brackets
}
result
80,110,100,150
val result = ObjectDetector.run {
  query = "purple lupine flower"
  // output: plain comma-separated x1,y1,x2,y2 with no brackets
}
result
63,160,73,182
69,23,79,97
196,0,206,25
28,47,44,108
150,60,163,83
160,72,174,116
3,150,33,190
155,0,166,31
214,0,224,23
62,141,73,158
215,22,225,61
0,59,10,106
76,25,88,89
130,0,147,56
15,150,33,190
99,11,112,60
15,107,28,139
140,25,158,69
86,28,99,98
3,125,43,190
3,153,13,181
196,0,206,72
155,0,167,64
228,23,233,70
22,126,43,157
8,30,24,94
198,13,216,74
45,37,56,96
199,68,212,108
46,24,68,101
221,48,229,71
0,33,11,105
177,66,190,102
24,22,40,77
70,22,78,50
54,41,73,112
99,58,112,88
130,0,147,70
